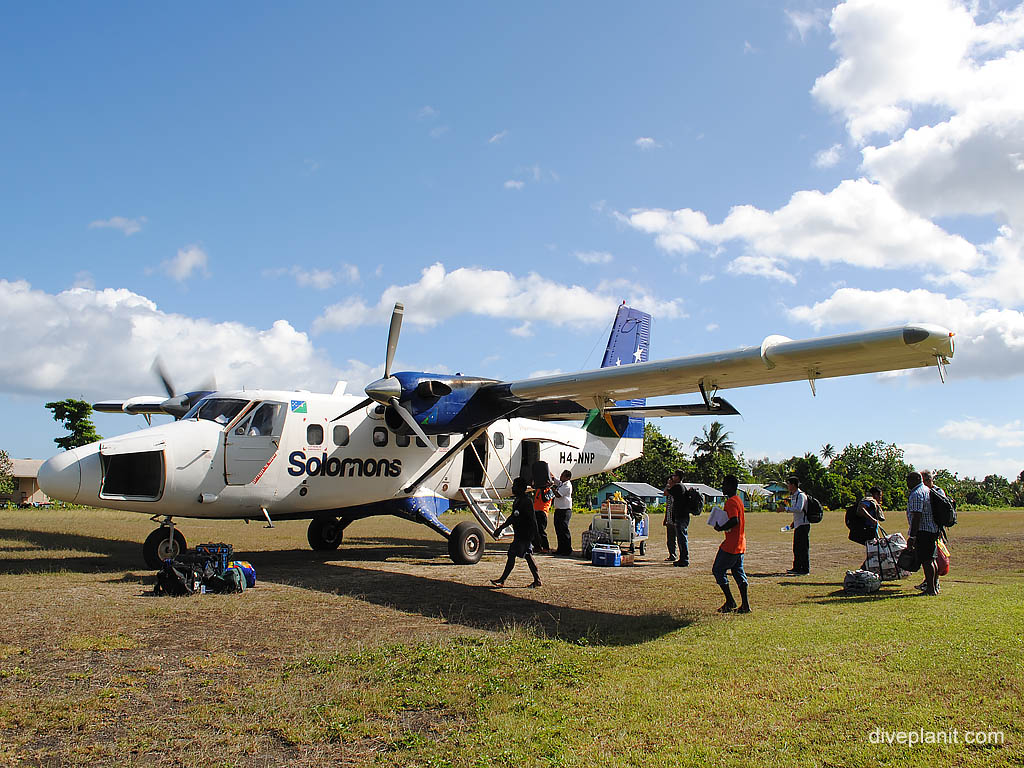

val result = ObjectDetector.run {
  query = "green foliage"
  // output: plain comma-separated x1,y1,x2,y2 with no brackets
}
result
620,423,690,488
44,399,101,451
828,440,914,510
0,449,13,496
747,456,786,484
689,450,751,490
690,420,735,457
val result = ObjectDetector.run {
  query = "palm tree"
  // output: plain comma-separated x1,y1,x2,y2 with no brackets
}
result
821,443,836,462
691,421,735,457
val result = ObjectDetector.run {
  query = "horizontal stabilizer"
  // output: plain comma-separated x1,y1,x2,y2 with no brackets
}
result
527,397,740,421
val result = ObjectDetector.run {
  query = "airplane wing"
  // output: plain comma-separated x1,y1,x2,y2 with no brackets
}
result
491,324,954,406
94,396,169,415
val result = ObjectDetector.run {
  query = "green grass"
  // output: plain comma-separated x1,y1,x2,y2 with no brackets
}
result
0,506,1021,766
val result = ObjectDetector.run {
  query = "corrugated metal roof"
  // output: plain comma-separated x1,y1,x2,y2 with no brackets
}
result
607,481,665,497
738,483,772,497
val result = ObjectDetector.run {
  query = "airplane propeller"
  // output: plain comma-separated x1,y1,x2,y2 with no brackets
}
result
152,357,217,419
331,302,439,449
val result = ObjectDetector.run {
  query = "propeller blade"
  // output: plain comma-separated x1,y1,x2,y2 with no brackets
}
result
384,302,404,378
151,357,176,397
331,397,373,422
389,397,436,450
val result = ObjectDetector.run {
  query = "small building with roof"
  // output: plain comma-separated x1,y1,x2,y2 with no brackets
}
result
595,481,666,509
1,459,49,506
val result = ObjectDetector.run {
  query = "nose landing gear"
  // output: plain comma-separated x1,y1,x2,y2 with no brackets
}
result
143,517,186,568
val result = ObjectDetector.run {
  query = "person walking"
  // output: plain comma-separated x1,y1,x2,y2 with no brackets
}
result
491,477,542,588
712,474,750,613
552,470,574,555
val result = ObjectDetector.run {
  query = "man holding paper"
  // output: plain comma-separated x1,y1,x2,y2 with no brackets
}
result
711,474,750,614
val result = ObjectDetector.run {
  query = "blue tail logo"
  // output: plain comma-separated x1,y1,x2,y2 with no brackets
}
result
584,303,650,439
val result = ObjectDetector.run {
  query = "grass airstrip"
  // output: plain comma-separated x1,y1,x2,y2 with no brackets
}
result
1,505,1022,767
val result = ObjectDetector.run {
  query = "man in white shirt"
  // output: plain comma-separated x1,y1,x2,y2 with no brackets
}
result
785,476,810,576
552,470,574,556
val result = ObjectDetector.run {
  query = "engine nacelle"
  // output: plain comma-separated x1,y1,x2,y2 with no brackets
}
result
383,372,510,435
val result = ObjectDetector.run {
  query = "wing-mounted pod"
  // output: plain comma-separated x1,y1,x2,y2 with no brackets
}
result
331,303,516,443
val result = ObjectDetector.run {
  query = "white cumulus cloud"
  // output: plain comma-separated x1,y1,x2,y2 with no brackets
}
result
624,178,982,276
634,137,661,150
312,262,682,334
161,245,209,282
575,250,614,264
786,286,1024,378
89,216,146,236
0,280,366,400
937,417,1024,447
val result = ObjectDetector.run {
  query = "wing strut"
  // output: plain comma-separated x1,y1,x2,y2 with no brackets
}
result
401,424,490,495
936,355,948,384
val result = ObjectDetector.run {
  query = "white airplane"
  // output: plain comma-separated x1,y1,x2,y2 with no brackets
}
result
37,302,955,568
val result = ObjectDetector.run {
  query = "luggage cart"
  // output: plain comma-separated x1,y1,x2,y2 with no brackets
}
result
582,497,649,559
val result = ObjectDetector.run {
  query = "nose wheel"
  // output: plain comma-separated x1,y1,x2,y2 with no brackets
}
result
143,523,187,569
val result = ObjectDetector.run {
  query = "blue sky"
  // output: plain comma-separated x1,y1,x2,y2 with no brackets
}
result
3,1,1023,481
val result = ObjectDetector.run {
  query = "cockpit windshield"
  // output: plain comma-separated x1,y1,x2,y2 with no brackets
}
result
183,398,251,425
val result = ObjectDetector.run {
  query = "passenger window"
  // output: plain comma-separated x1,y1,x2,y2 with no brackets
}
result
333,425,350,446
396,433,411,448
373,427,388,447
307,424,324,445
415,436,426,448
437,434,450,448
493,432,505,449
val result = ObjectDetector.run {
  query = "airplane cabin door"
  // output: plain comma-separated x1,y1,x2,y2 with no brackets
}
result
224,401,284,485
486,423,512,490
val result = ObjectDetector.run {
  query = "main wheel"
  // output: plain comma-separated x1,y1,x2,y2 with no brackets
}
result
307,517,345,551
143,528,186,569
639,541,647,556
447,521,485,565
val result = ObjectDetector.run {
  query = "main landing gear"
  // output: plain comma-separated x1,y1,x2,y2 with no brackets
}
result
447,521,485,565
143,516,186,568
307,516,348,551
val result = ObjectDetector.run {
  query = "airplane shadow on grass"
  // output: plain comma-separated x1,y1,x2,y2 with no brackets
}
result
0,528,689,646
255,548,690,646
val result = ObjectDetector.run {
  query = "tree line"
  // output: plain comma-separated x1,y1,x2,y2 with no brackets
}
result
574,422,1024,511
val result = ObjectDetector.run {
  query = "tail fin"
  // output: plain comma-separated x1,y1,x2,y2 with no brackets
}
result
584,303,650,439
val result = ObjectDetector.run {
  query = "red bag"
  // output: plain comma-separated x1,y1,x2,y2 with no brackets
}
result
936,538,950,577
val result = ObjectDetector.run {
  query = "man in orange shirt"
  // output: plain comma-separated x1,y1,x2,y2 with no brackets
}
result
712,474,750,613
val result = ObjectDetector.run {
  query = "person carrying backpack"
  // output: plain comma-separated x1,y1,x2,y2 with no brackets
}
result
918,470,953,592
906,471,940,596
666,470,702,567
784,476,811,576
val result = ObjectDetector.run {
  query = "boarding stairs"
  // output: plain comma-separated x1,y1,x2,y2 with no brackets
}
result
460,486,512,540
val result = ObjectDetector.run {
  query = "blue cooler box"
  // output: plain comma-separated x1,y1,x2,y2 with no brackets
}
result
592,543,622,567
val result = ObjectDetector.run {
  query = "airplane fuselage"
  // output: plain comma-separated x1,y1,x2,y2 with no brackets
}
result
39,388,642,522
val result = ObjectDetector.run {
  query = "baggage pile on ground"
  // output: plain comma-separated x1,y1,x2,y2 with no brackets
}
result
154,542,255,596
844,529,909,594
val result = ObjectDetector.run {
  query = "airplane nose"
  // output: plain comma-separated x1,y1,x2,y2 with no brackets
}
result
38,450,82,503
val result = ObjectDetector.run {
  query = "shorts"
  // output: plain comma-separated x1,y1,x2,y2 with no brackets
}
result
913,530,939,568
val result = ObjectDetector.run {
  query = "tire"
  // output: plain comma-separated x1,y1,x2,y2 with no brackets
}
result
639,540,647,556
144,528,186,569
307,517,345,551
447,521,485,565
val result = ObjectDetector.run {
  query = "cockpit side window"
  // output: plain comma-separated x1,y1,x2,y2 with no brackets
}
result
234,402,284,437
186,398,250,425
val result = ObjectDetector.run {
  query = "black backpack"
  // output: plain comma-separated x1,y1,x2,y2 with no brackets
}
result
805,495,824,524
681,486,703,515
930,488,957,528
845,501,877,544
